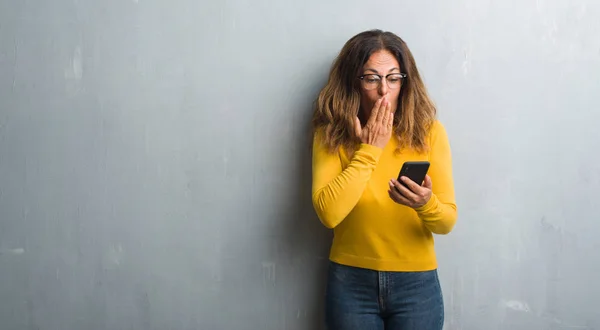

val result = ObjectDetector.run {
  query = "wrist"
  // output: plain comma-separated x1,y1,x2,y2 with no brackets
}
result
415,194,436,213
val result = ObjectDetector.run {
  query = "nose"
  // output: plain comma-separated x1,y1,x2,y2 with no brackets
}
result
378,79,389,96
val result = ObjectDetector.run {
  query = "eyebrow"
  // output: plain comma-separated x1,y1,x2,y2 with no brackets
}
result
363,67,400,74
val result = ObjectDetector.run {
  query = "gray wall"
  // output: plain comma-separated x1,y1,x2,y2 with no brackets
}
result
1,0,599,329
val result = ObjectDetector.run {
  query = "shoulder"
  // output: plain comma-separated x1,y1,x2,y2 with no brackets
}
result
426,120,452,151
312,127,340,155
428,119,449,139
312,126,326,139
430,119,446,133
312,127,328,149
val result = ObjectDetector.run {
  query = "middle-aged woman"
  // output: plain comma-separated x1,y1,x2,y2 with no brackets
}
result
310,29,458,330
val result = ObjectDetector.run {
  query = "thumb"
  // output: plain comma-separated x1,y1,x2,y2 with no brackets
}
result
423,175,433,189
354,116,362,138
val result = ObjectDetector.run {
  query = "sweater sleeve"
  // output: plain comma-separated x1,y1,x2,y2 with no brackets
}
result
311,130,383,229
414,121,458,234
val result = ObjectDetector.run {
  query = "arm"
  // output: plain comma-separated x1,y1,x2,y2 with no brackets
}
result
311,130,383,229
414,121,458,234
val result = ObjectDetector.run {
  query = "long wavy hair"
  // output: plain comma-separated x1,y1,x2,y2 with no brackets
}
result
311,29,437,154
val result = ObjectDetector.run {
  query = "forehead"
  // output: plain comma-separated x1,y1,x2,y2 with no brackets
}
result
363,50,400,73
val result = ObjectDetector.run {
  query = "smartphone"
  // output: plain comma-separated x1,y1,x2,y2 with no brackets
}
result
397,161,430,189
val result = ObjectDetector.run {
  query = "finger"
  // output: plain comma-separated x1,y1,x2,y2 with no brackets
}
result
376,98,388,123
392,180,419,202
388,187,412,206
382,104,391,128
391,179,419,201
388,109,394,129
354,116,362,138
423,175,432,189
367,98,383,126
388,189,402,204
400,176,424,192
387,182,405,203
396,193,413,206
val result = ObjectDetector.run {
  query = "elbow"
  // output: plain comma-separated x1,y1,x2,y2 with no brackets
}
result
433,222,455,235
434,210,458,235
429,208,458,235
312,194,343,229
313,206,342,230
318,214,338,229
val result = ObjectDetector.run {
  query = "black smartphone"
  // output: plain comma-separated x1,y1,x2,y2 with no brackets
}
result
397,161,430,189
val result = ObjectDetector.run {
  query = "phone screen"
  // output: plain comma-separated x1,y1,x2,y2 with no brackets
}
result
397,161,430,188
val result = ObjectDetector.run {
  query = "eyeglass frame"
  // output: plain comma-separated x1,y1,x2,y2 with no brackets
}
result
357,72,407,90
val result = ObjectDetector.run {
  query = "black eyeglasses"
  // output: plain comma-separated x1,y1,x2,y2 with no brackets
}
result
358,73,407,90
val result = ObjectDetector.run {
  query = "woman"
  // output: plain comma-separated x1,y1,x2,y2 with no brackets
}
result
311,29,457,330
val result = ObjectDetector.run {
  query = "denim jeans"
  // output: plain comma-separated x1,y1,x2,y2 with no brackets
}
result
324,261,444,330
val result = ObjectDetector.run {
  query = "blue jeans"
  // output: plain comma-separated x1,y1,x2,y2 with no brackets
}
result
324,261,444,330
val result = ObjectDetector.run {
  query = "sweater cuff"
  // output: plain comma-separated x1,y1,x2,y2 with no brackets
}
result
354,143,384,163
415,193,438,218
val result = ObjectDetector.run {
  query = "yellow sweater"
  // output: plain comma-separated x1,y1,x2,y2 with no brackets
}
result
311,120,457,272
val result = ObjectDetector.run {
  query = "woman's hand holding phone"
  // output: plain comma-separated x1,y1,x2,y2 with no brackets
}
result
388,175,433,208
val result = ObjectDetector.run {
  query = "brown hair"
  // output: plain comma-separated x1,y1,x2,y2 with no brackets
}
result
311,29,437,154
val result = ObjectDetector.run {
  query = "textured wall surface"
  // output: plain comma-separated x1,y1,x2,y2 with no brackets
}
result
1,0,599,329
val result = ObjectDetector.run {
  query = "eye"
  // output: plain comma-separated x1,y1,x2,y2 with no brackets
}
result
362,75,380,83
